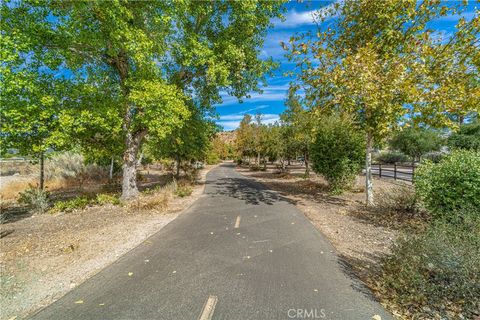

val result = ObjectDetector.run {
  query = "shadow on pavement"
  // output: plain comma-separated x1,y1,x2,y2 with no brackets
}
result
207,177,296,206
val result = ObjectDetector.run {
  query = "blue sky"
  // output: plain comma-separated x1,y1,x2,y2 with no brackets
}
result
215,0,478,131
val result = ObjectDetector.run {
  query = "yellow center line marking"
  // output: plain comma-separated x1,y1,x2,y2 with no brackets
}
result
198,295,218,320
234,215,241,229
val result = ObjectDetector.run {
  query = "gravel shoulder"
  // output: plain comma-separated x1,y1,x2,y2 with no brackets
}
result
0,165,216,320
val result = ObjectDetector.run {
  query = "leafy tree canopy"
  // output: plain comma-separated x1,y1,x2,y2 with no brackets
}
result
389,127,443,161
448,119,480,151
2,0,285,198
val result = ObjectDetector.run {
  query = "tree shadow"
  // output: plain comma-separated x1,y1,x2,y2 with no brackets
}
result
1,206,32,225
206,177,296,206
260,179,349,207
336,250,388,303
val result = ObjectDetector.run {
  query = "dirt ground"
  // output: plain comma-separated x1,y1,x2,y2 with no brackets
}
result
0,165,216,320
237,164,419,318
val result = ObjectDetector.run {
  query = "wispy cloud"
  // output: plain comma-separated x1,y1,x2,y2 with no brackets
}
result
237,104,270,114
218,84,290,106
217,113,280,130
273,1,340,29
273,9,317,28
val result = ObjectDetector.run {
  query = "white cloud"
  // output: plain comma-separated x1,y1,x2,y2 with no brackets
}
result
272,1,341,29
219,113,279,121
237,104,270,114
217,120,242,131
218,84,290,106
217,113,280,130
274,9,317,28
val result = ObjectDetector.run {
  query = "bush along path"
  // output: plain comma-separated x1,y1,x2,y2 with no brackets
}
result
375,150,480,319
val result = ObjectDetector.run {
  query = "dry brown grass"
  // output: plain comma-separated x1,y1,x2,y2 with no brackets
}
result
1,179,35,200
138,193,171,210
125,180,178,211
0,161,37,176
0,177,78,201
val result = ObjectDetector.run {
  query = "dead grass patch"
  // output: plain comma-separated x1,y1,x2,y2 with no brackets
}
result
136,192,171,211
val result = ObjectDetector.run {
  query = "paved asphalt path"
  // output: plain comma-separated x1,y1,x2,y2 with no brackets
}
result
30,163,392,320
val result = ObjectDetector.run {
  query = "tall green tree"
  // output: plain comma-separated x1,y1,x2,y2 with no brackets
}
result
148,107,217,177
389,127,443,165
448,119,480,151
281,88,314,177
0,69,67,189
252,113,268,166
285,0,478,205
2,0,284,199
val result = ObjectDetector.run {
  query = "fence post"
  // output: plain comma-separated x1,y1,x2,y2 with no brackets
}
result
394,163,397,180
412,163,415,182
379,163,382,178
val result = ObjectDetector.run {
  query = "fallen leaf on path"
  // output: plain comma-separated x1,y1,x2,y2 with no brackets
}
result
128,272,133,276
75,300,84,304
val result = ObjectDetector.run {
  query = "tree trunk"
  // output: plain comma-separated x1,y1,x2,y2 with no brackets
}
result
137,151,144,167
257,152,260,165
39,152,45,191
304,151,310,178
109,156,114,180
121,130,145,200
176,154,181,179
365,132,374,206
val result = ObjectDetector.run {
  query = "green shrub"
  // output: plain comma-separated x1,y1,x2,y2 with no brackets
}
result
18,187,49,213
374,151,409,164
447,119,480,151
96,193,120,205
422,151,446,163
415,150,480,223
175,185,193,197
311,115,365,194
205,150,220,165
50,196,90,213
378,219,480,318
